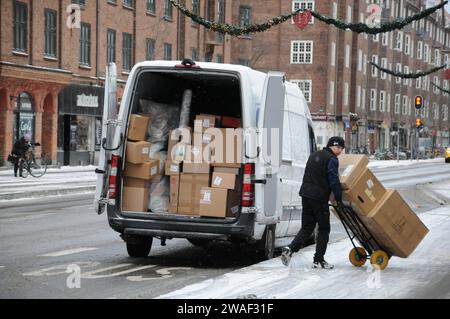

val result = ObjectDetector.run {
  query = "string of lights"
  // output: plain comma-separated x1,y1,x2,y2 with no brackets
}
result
369,62,447,79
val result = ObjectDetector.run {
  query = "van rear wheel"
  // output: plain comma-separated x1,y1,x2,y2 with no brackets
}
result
257,225,275,260
126,237,153,258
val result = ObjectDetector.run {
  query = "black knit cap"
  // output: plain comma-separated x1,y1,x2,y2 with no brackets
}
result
327,136,345,148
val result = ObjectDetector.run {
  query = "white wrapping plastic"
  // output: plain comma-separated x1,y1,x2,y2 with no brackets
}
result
179,89,192,128
139,99,180,143
148,176,170,212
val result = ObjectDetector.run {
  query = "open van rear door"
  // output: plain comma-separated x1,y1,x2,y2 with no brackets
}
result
94,63,117,215
256,72,285,219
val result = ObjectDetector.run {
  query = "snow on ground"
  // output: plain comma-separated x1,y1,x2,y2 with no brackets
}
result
157,205,450,299
368,157,444,169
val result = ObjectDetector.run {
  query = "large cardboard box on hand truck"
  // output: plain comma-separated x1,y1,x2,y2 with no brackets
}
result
364,189,429,258
338,154,369,190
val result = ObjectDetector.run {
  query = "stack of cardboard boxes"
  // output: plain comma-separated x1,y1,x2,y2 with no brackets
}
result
337,154,429,258
166,114,242,218
122,114,161,212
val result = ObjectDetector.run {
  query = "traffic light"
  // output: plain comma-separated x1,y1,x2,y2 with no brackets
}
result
416,117,423,129
415,95,423,110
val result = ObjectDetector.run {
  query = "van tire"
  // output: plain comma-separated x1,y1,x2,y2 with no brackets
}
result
257,225,276,260
126,237,153,258
187,238,210,247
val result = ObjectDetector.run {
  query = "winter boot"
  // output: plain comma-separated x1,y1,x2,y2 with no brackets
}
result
312,260,334,270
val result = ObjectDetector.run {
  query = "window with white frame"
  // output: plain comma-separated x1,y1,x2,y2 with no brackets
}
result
387,93,391,112
371,55,378,77
344,82,349,106
435,49,441,66
345,45,350,68
370,89,377,111
444,80,448,96
417,41,423,60
444,54,449,67
443,105,448,121
292,1,315,24
416,72,421,89
381,58,387,79
356,85,361,108
395,31,403,51
361,88,366,109
404,34,410,55
424,44,429,63
402,95,408,114
382,32,388,46
394,94,400,114
358,49,362,71
360,12,364,23
329,81,334,105
410,39,414,58
379,91,386,112
363,54,367,75
434,77,439,94
331,42,336,66
291,80,312,102
434,103,439,119
403,66,409,85
291,41,313,64
396,63,402,83
373,34,379,42
332,2,337,19
347,6,352,23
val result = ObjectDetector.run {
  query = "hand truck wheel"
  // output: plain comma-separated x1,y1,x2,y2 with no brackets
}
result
370,250,389,270
349,247,367,267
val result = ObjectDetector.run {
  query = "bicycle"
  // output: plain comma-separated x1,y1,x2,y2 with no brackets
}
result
21,143,49,178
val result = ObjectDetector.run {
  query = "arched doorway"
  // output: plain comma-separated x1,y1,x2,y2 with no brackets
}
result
13,92,35,143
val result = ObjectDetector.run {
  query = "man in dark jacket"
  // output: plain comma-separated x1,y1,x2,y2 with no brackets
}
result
281,136,345,269
11,133,31,177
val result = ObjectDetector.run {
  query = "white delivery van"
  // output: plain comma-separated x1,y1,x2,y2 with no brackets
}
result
95,59,317,260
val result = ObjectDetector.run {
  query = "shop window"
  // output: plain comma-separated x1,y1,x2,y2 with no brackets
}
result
13,92,35,144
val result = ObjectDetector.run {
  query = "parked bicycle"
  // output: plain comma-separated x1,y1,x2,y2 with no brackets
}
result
21,143,49,178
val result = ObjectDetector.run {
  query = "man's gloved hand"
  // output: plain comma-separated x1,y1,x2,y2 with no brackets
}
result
336,201,344,210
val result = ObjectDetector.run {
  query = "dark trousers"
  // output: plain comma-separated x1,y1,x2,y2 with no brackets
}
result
13,158,24,176
289,197,331,262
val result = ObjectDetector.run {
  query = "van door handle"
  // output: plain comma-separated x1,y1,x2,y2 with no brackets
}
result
251,179,267,185
95,168,106,174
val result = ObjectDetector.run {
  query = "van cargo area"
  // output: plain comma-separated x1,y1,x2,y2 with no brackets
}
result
120,69,244,220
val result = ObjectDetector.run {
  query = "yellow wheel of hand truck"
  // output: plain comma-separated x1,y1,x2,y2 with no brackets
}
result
349,247,367,267
370,250,389,270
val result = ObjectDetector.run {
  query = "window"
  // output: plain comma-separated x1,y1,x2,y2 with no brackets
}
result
395,31,403,51
403,66,409,85
332,2,337,19
444,80,448,96
216,0,225,42
146,0,155,14
216,54,223,63
388,63,392,81
373,34,379,42
331,42,336,66
329,81,334,105
363,54,367,75
163,43,172,60
237,58,250,66
417,41,423,60
382,32,388,46
404,35,410,54
122,33,132,71
370,89,377,111
402,96,408,114
164,0,173,20
416,71,421,89
356,85,361,108
44,9,57,57
371,55,378,77
387,93,391,112
444,54,449,67
239,6,251,27
13,1,28,52
291,80,312,103
345,45,350,68
344,82,349,106
394,94,400,114
357,49,362,71
291,41,313,64
435,49,441,66
123,0,133,8
347,5,352,23
107,29,116,63
443,105,448,121
80,23,91,65
422,75,427,92
434,103,439,119
395,63,401,84
191,47,198,61
434,77,439,94
379,91,385,112
381,58,387,79
424,44,429,63
292,1,315,24
361,88,366,110
146,38,155,61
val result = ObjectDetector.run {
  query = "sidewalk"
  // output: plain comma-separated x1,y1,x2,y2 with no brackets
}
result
0,166,96,201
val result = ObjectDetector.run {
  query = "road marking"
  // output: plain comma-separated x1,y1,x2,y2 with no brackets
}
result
0,266,5,269
23,261,100,277
82,264,156,279
40,247,98,257
1,213,56,223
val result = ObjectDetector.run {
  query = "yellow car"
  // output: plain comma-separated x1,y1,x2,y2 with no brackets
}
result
446,147,450,163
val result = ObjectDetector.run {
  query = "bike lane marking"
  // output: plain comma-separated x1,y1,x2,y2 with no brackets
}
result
39,247,98,257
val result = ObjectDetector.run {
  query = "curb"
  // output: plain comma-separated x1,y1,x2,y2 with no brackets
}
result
0,186,96,201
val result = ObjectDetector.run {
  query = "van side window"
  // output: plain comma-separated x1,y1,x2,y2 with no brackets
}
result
308,124,317,153
288,112,309,162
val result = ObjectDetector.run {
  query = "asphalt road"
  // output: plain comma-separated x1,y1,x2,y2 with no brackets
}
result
1,162,449,299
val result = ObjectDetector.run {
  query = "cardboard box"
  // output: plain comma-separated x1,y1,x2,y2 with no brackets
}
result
195,114,216,132
169,175,180,214
199,188,240,218
124,160,159,180
365,189,429,258
221,116,241,128
338,154,369,190
211,172,238,190
193,132,214,145
213,166,240,175
342,167,386,217
183,162,211,174
128,114,150,141
184,144,208,163
126,141,150,164
210,128,242,168
165,160,181,176
177,173,211,215
167,128,191,161
122,186,150,212
123,177,151,188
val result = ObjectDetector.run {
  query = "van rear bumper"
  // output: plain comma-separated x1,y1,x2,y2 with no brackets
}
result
107,205,254,241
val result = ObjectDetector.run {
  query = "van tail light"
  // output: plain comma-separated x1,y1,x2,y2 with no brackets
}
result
241,163,255,207
108,154,120,199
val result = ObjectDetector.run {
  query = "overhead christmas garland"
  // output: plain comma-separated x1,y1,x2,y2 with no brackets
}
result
169,0,447,36
431,82,450,95
369,62,447,79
